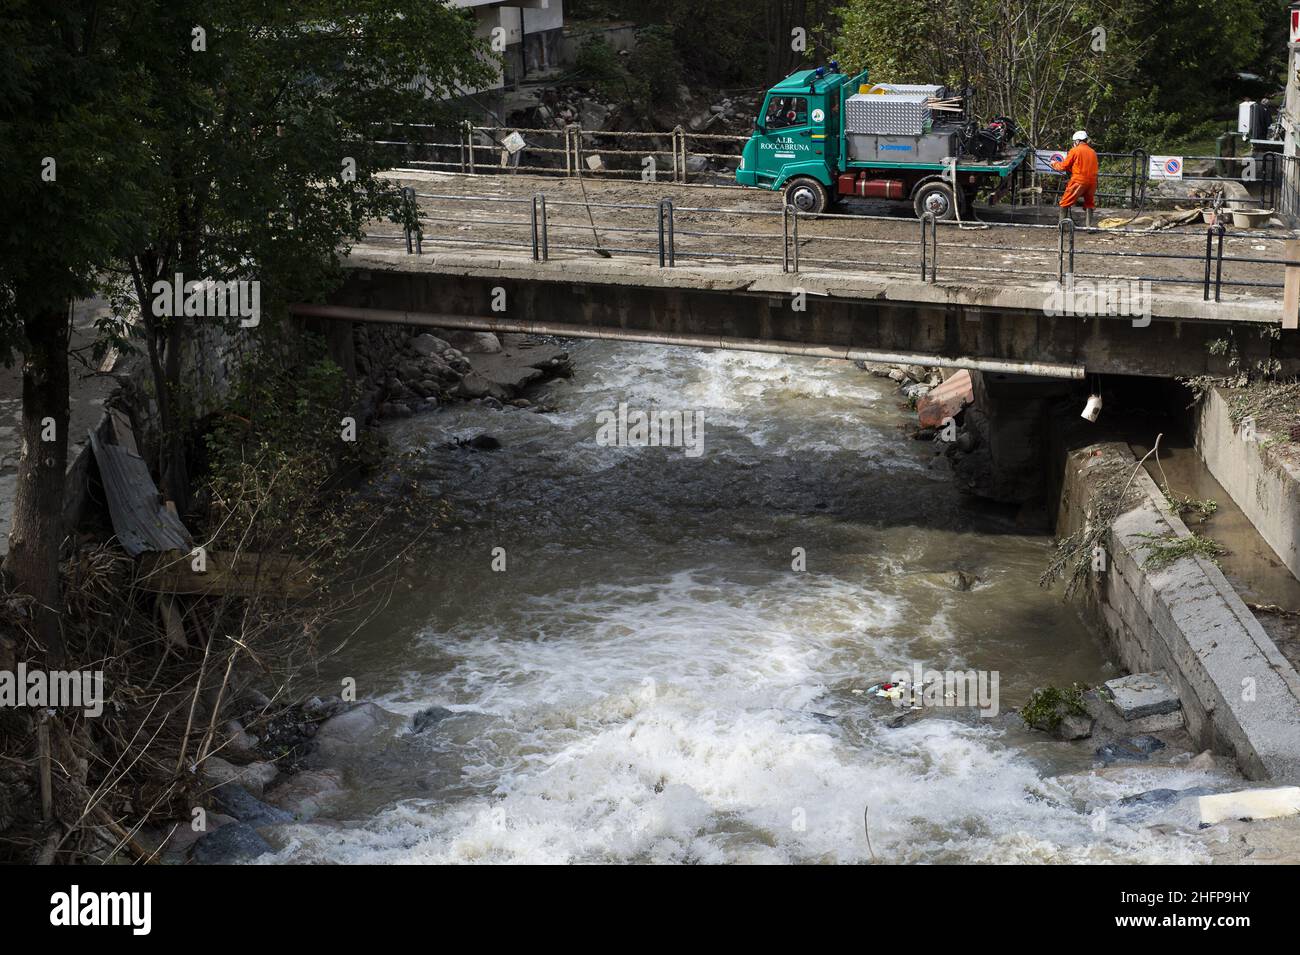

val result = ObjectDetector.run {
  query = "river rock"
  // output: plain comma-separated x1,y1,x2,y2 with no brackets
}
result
443,331,502,354
1118,785,1214,808
192,822,274,864
211,783,293,827
265,768,346,821
380,402,412,419
412,705,455,734
1103,671,1180,720
1096,734,1166,765
1053,712,1095,741
411,333,451,357
309,702,398,766
1188,750,1218,772
201,755,276,797
222,720,261,763
455,372,512,401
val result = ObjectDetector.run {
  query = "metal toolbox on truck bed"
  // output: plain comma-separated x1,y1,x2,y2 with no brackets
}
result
847,130,957,163
845,92,931,136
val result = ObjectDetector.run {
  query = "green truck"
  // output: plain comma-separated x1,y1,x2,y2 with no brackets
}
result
735,64,1030,219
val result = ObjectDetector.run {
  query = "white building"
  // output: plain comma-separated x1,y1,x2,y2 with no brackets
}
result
454,0,565,92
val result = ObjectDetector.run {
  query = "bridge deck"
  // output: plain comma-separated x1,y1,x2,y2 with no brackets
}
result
355,171,1295,320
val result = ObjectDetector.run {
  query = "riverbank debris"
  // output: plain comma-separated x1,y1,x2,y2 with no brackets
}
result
1198,787,1300,825
135,550,314,599
89,427,192,557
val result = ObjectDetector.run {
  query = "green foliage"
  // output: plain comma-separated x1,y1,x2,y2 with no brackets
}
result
573,36,635,104
627,27,682,107
832,0,1283,148
1160,484,1217,522
202,338,377,558
1021,684,1088,733
1136,531,1226,570
0,6,156,363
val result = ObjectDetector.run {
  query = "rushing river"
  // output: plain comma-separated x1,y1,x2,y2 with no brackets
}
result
273,342,1221,864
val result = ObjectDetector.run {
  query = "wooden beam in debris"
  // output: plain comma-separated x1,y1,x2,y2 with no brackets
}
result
135,550,315,599
89,429,192,557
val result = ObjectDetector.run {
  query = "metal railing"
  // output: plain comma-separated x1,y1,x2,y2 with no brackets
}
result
392,186,1297,305
375,123,1295,217
373,120,747,185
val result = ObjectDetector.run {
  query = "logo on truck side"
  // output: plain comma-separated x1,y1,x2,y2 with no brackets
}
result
760,137,810,152
879,144,914,152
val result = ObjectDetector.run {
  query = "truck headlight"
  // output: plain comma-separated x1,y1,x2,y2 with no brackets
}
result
739,156,745,170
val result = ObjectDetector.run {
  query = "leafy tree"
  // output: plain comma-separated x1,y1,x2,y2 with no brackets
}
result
834,0,1141,147
111,1,493,513
0,2,155,659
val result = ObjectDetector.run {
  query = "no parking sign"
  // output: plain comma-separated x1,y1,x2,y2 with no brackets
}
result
1148,155,1184,180
1033,149,1067,174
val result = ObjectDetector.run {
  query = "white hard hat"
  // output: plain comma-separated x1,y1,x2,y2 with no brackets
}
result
1072,130,1089,141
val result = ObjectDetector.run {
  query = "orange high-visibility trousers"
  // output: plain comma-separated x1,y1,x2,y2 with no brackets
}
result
1060,178,1096,210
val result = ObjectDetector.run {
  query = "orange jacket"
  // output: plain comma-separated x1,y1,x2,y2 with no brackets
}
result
1052,142,1098,186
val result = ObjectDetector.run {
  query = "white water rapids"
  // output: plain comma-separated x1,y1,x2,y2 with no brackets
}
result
269,342,1223,864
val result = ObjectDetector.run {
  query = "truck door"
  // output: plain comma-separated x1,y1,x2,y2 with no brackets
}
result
753,94,821,183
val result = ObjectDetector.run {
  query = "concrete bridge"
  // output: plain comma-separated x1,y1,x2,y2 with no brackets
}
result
294,171,1300,380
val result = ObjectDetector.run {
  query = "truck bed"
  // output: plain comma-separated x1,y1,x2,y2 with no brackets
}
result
845,145,1030,177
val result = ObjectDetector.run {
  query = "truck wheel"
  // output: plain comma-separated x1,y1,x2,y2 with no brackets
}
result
913,181,957,220
784,177,829,214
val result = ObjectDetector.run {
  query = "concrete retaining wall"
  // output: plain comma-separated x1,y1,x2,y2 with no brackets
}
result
1054,439,1300,781
1195,385,1300,580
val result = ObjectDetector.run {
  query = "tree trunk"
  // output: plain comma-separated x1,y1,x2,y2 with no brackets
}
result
3,300,72,663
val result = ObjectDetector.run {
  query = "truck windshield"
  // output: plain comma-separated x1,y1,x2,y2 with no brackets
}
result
764,96,808,129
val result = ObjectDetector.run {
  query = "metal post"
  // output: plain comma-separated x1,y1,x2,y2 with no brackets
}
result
780,203,800,272
674,126,687,184
920,212,937,282
658,199,675,267
1203,226,1215,300
1057,217,1075,284
538,194,548,261
465,120,476,175
573,124,583,177
1213,223,1226,302
531,195,540,261
402,186,414,254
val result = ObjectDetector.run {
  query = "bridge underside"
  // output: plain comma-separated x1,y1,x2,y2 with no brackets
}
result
308,264,1300,379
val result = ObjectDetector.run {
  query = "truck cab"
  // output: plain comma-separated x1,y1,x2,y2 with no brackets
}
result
737,67,859,210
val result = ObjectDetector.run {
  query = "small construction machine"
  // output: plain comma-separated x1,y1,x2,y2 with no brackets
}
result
736,63,1030,218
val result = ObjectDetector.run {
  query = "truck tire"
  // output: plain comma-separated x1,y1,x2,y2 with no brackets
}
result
912,180,957,220
784,177,829,214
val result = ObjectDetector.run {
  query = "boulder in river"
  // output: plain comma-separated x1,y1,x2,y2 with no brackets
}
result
192,822,274,864
412,705,455,734
442,330,503,354
265,768,346,822
308,702,400,767
211,783,293,827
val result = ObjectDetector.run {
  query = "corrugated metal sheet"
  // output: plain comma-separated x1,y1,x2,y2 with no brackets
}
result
89,429,192,557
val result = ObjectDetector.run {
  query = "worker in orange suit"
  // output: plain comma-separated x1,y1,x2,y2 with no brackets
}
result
1052,130,1099,227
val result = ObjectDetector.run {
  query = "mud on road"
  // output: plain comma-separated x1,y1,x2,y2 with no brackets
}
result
364,171,1294,306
